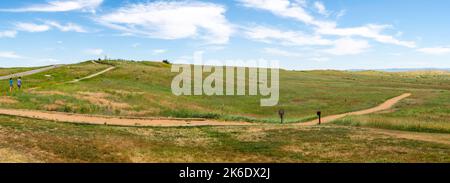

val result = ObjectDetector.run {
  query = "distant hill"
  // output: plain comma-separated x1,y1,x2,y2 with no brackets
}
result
349,68,450,72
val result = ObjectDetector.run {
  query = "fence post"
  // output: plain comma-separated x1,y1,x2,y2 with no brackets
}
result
317,111,321,125
278,109,285,124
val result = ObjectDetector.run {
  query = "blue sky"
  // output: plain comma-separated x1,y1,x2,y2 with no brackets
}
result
0,0,449,70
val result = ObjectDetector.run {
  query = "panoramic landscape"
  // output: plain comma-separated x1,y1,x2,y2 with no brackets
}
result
0,60,449,162
0,0,449,163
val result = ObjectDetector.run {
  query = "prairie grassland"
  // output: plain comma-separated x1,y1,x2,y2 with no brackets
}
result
333,89,450,133
5,60,449,123
0,60,449,163
0,115,448,163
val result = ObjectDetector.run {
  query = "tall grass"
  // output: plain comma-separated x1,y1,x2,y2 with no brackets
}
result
333,116,450,134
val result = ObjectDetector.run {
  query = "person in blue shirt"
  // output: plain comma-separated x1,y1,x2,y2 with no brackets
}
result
17,77,22,90
9,78,13,92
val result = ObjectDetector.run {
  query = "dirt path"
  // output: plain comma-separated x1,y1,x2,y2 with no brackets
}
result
366,128,450,145
0,65,63,80
0,93,410,127
297,93,412,126
1,92,448,145
0,108,252,127
68,66,115,83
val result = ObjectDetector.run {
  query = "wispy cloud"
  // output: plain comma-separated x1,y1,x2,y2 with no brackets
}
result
96,1,234,44
314,1,329,17
0,0,103,13
245,26,332,46
15,23,51,32
324,38,371,55
84,48,104,55
0,30,17,38
152,49,167,55
132,43,141,48
238,0,334,28
15,21,87,33
45,21,87,32
239,0,415,49
417,46,450,55
264,47,303,57
309,57,329,62
0,51,24,59
317,24,416,48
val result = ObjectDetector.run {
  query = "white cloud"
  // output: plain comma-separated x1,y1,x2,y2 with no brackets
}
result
84,48,104,55
97,1,234,44
294,0,308,7
335,10,346,18
15,23,51,32
0,0,103,13
317,24,416,48
245,26,332,46
239,0,415,48
152,49,167,55
325,38,370,55
264,48,303,57
417,47,450,55
36,58,61,64
314,1,329,16
238,0,335,28
132,43,141,48
15,21,87,33
0,30,17,38
45,21,87,32
0,51,24,59
309,57,329,62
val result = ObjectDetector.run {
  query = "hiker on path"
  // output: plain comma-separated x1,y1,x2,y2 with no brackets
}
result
17,77,22,90
9,78,13,92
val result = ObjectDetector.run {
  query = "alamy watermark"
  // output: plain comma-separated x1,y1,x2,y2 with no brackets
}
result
171,52,280,106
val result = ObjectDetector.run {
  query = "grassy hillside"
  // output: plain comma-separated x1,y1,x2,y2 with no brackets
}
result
4,60,449,124
0,60,449,163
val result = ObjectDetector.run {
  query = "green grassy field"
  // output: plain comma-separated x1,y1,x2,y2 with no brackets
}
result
333,89,450,133
0,60,449,162
4,60,449,122
0,115,449,163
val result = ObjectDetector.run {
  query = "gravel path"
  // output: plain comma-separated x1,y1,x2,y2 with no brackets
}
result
0,65,63,80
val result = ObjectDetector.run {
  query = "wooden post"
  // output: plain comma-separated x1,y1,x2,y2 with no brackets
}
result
278,109,285,124
317,111,322,125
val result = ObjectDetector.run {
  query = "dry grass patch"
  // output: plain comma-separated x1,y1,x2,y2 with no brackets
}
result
108,90,145,96
124,128,156,137
29,90,66,96
0,96,18,104
43,104,61,111
0,148,40,163
42,100,66,111
76,92,131,110
281,145,309,155
235,127,268,142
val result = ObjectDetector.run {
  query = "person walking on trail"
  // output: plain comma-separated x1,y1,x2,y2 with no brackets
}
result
17,77,22,90
9,78,13,92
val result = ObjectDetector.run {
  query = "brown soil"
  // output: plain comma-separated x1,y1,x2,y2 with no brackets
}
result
0,108,251,127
